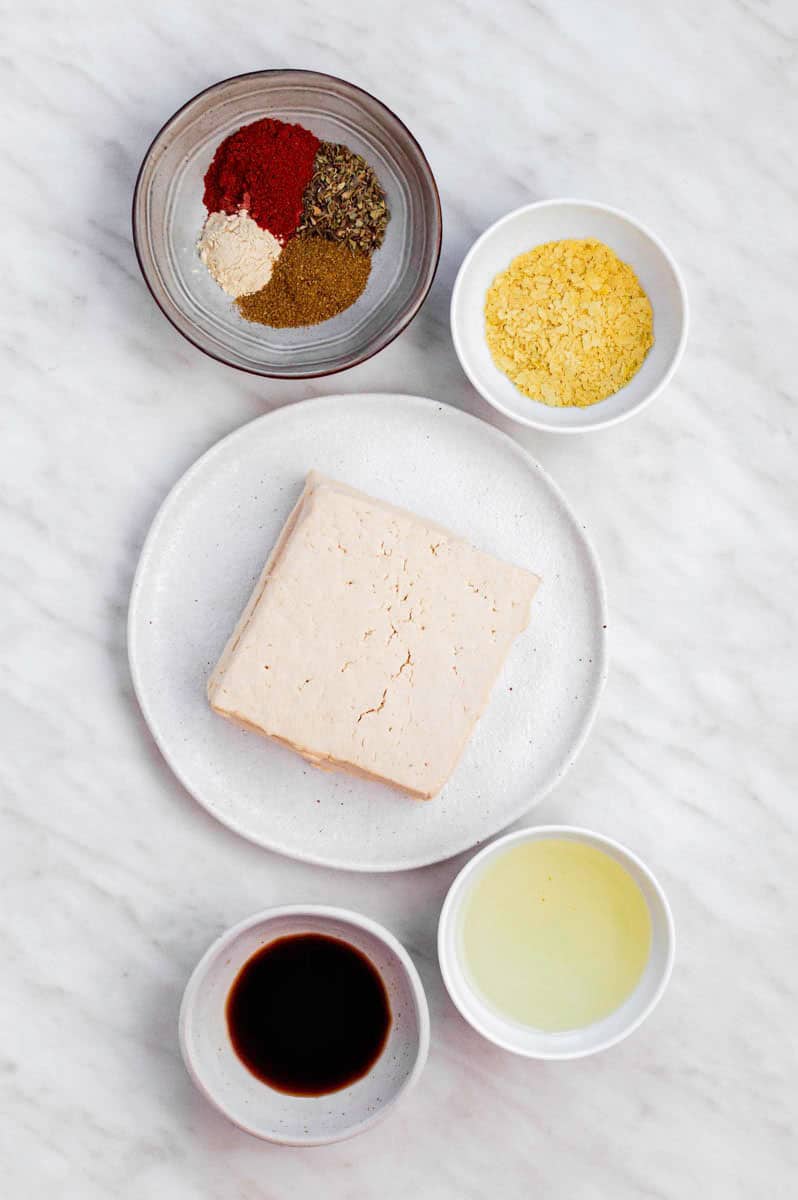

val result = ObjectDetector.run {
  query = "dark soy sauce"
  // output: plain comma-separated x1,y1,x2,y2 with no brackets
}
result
226,932,392,1096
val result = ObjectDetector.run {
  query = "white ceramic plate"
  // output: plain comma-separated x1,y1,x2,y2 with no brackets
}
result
128,395,607,871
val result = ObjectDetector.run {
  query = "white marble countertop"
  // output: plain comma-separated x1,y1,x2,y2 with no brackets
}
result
3,1,796,1195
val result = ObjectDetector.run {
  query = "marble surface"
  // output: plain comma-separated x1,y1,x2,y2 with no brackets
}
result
2,1,796,1195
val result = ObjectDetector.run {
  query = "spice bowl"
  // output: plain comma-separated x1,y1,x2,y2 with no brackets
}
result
133,71,441,377
179,905,430,1145
451,199,688,432
438,826,675,1059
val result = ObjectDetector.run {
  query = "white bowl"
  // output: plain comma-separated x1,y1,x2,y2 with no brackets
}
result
438,826,675,1059
180,906,430,1145
451,199,688,432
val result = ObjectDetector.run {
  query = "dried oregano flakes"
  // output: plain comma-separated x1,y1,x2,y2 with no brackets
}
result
297,141,390,255
484,238,654,408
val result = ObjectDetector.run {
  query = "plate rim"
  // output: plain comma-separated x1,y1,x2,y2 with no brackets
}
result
127,393,609,871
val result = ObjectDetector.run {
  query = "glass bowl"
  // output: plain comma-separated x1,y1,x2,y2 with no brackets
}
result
133,71,442,377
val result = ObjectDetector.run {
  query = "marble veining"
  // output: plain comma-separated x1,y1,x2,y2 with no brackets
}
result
2,0,796,1195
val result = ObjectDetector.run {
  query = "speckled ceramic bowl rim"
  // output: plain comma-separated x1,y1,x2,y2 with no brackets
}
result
450,198,689,433
179,904,431,1146
131,69,442,379
438,825,676,1059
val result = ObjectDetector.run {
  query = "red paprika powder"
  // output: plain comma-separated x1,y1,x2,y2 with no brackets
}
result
203,118,319,243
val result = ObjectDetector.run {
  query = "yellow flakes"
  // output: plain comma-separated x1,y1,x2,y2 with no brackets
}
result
484,238,654,408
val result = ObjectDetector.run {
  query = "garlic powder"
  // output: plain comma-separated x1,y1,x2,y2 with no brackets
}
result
197,210,282,299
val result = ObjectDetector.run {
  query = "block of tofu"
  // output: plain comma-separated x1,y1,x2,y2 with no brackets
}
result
207,473,541,799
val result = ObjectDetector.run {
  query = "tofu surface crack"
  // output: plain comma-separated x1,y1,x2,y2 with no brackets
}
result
357,687,389,723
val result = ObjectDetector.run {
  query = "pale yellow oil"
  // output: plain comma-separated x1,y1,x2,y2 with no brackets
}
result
461,839,652,1031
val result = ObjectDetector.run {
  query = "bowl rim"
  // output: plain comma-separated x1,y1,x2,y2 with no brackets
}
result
437,824,676,1059
179,903,431,1145
131,69,443,379
450,197,690,433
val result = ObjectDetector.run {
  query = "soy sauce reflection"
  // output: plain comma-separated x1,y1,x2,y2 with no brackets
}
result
226,932,392,1096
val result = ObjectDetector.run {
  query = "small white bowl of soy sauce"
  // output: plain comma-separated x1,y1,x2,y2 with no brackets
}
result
179,905,430,1145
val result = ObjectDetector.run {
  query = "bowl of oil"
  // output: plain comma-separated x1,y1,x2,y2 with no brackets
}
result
438,826,675,1059
180,905,429,1144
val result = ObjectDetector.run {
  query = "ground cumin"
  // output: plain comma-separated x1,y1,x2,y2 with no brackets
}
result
485,238,654,407
237,237,371,328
